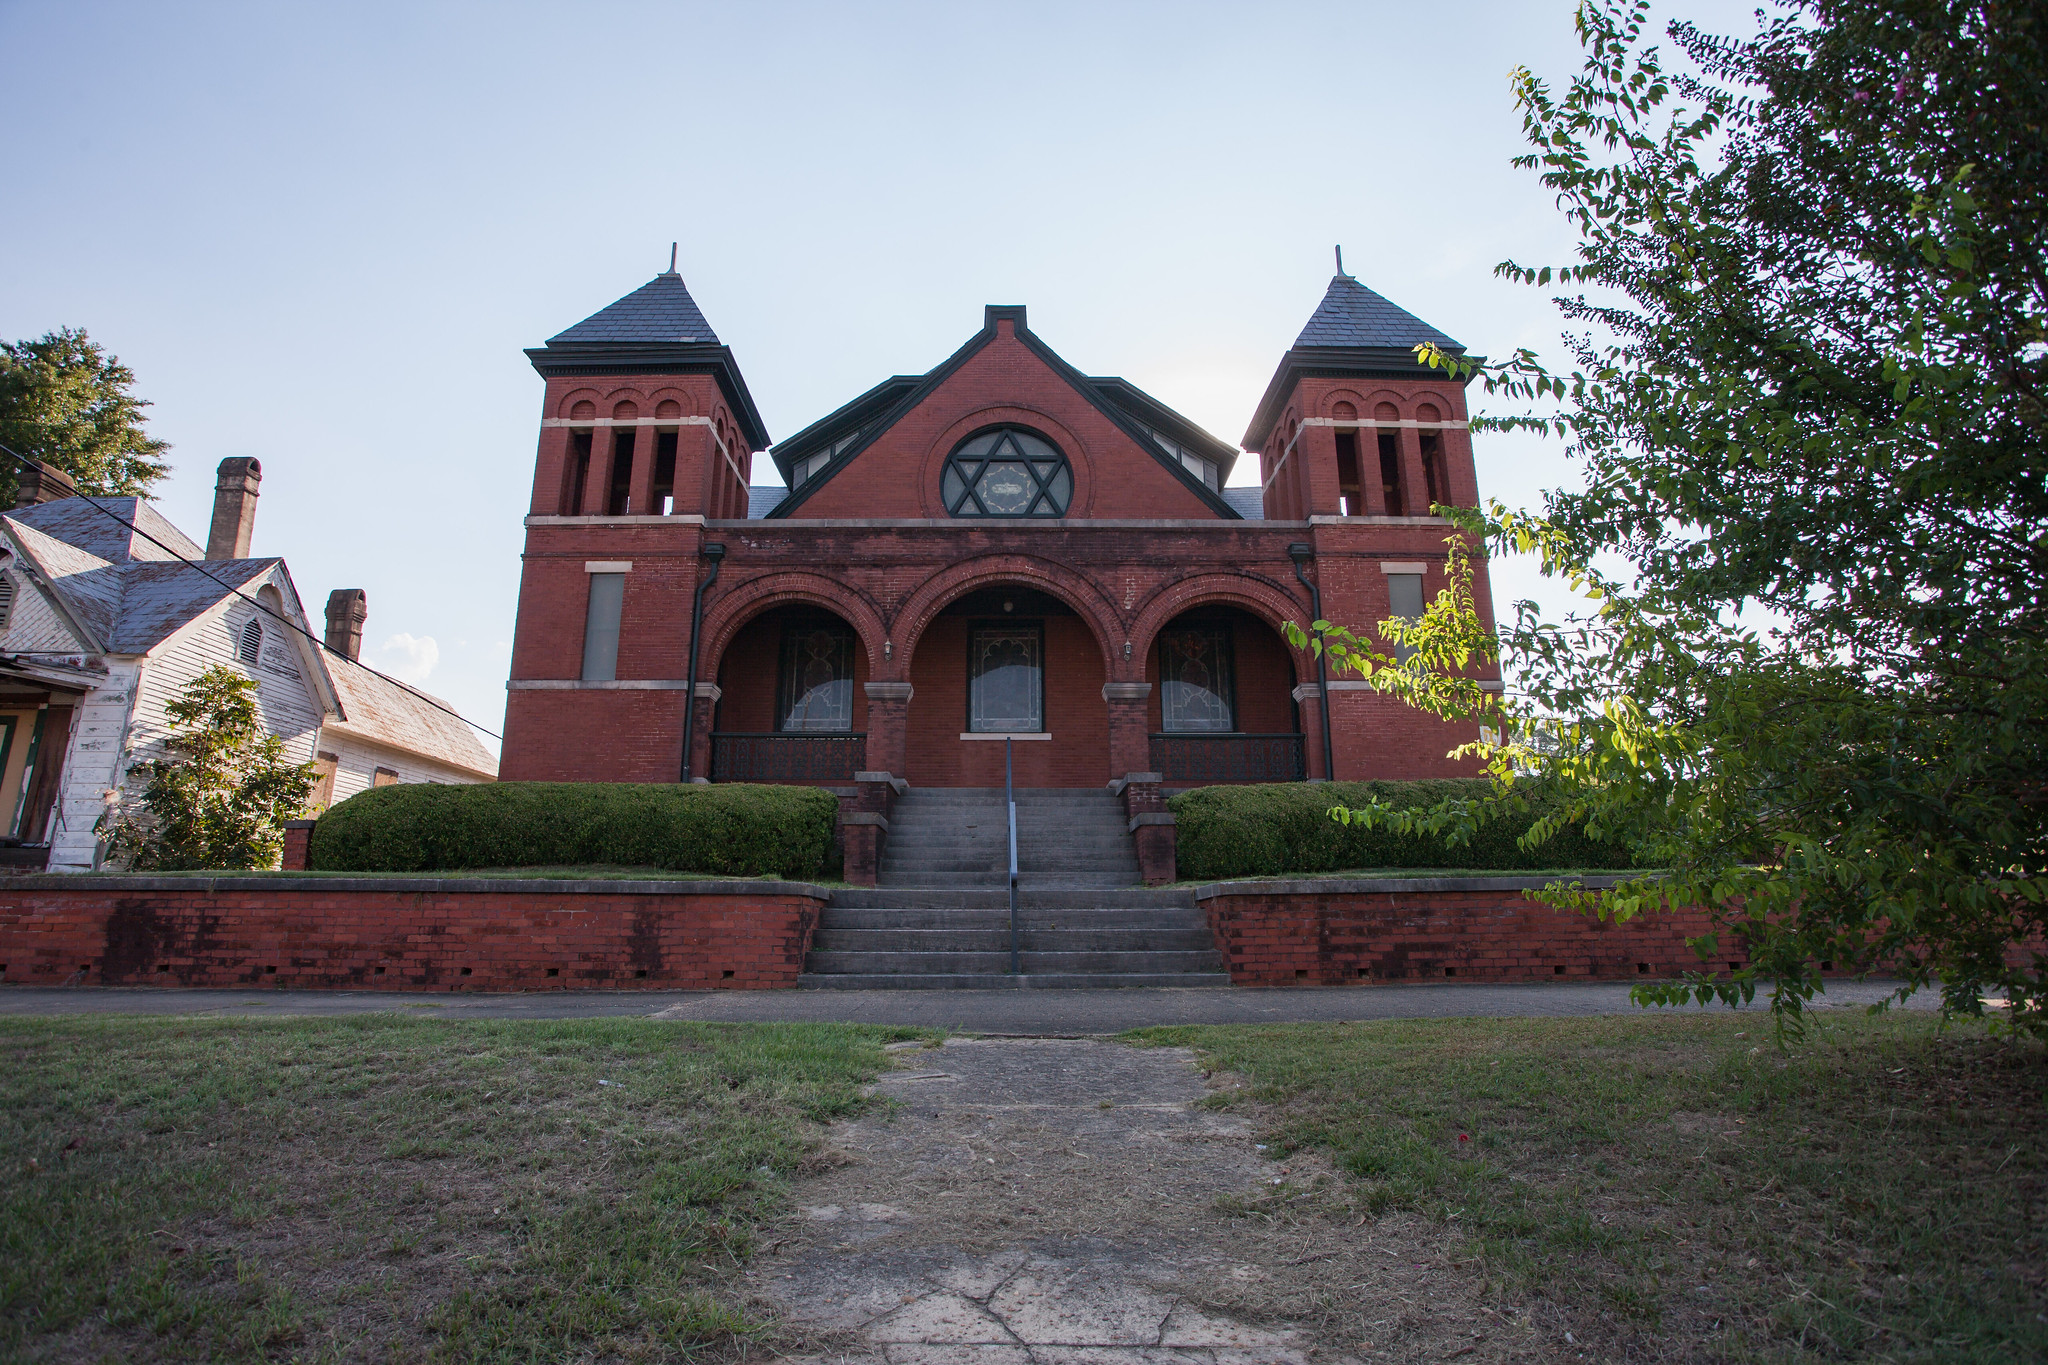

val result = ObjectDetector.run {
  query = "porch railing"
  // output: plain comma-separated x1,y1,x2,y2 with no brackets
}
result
710,732,866,783
1149,732,1307,784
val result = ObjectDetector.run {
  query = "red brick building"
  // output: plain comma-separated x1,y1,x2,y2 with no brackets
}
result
500,265,1501,805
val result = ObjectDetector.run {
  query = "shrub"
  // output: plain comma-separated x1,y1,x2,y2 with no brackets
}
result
307,782,838,879
1169,780,1638,881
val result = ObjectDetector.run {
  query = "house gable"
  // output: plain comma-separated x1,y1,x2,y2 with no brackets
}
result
770,308,1240,520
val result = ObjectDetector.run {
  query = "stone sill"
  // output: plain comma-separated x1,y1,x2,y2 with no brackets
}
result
1193,873,1636,900
7,875,834,898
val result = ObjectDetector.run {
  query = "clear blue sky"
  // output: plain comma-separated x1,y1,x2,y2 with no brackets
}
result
0,1,1761,749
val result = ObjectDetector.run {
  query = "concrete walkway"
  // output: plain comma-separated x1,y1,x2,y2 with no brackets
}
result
0,978,1927,1030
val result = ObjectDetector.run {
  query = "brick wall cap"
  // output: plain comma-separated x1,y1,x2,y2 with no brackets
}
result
1192,873,1636,899
7,874,836,898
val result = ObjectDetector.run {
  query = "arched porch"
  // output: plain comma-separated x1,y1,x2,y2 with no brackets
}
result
1139,602,1312,785
710,603,872,782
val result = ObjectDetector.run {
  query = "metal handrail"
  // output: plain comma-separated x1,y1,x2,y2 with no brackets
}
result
1007,737,1020,976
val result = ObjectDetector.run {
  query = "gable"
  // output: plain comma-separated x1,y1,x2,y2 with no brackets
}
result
771,309,1241,521
0,557,90,653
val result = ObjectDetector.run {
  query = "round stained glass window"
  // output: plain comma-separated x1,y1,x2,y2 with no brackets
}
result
942,428,1072,518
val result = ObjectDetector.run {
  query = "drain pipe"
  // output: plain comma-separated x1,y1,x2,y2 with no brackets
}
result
679,542,726,783
1288,542,1338,782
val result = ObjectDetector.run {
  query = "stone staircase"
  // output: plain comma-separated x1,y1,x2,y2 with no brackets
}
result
803,787,1226,989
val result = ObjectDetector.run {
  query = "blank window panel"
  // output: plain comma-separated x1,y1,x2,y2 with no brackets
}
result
1386,573,1425,661
581,573,626,681
372,767,400,788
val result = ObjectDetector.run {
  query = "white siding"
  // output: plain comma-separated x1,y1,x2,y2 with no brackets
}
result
58,596,328,872
0,570,89,654
320,732,479,807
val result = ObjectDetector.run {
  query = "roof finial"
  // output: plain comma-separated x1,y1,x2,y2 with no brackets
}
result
662,242,679,278
1335,244,1346,277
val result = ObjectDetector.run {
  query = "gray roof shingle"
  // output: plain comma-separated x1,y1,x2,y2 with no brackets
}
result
547,273,721,346
9,497,205,565
747,485,787,518
1295,275,1463,351
1221,487,1266,519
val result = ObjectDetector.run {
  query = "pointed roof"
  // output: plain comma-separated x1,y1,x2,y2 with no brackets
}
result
9,496,205,565
1243,273,1476,448
546,271,721,346
1294,274,1462,351
526,266,769,449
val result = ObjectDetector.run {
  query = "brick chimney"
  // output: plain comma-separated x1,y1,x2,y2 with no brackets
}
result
205,457,262,560
13,460,77,508
324,589,367,661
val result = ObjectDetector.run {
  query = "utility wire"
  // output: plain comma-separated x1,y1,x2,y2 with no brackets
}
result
0,441,502,741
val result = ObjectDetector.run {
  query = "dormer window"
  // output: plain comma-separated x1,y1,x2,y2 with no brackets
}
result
942,427,1072,518
1149,431,1220,491
793,431,862,487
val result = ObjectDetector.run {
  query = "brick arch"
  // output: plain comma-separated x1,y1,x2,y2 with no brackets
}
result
699,572,889,679
554,387,603,418
1127,572,1315,687
892,555,1122,678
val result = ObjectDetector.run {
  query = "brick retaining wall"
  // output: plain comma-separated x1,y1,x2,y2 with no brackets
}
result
0,877,829,992
1196,877,1743,986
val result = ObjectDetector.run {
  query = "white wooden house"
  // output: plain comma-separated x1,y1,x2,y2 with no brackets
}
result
0,459,494,872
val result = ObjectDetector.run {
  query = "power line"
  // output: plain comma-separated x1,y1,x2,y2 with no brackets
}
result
0,442,502,741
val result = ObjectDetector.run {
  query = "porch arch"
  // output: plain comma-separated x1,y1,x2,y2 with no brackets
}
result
1127,572,1315,685
699,571,889,680
891,554,1122,678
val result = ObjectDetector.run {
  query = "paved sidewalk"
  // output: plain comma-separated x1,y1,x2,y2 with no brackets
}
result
0,978,1926,1031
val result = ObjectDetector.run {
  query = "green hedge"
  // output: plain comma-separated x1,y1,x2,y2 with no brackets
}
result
1169,779,1637,881
307,782,839,879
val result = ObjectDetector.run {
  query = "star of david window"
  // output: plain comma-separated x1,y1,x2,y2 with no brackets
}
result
941,427,1072,518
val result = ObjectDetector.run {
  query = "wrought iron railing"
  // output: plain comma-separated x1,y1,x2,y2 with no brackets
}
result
1149,732,1307,784
711,733,865,783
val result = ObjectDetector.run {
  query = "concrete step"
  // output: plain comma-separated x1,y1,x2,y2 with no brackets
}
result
828,887,1198,910
819,911,1209,933
806,950,1225,976
797,971,1232,990
812,928,1219,952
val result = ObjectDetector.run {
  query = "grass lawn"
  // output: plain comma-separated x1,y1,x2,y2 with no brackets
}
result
1,1016,920,1363
1133,1011,2048,1362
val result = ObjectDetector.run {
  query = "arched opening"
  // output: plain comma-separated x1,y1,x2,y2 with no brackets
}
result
1145,604,1306,784
712,603,870,782
904,584,1110,787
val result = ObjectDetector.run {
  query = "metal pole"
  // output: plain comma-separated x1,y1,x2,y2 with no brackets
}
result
679,543,725,782
1289,543,1338,783
1007,737,1020,976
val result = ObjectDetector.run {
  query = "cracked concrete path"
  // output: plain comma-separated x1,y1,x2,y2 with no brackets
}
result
746,1038,1532,1364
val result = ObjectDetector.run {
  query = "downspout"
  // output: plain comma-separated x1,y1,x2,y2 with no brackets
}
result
1288,543,1338,783
678,542,726,783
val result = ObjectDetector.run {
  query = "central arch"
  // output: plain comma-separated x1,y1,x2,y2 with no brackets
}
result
893,558,1121,788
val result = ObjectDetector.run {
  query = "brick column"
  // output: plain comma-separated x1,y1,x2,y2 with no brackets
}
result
281,820,316,871
863,682,913,787
582,424,615,515
1397,424,1432,517
1117,775,1176,885
1293,682,1330,780
1362,426,1390,516
627,423,658,514
1102,681,1152,779
687,683,719,782
840,772,904,887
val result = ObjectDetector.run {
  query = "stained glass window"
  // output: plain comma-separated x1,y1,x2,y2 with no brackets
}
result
777,621,855,732
968,624,1043,732
943,428,1072,518
1159,624,1235,732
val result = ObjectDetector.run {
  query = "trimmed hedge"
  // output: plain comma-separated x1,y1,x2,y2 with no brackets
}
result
1169,779,1637,881
308,782,839,879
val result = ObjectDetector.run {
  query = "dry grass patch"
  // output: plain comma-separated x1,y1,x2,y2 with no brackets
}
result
0,1015,925,1362
1131,1010,2048,1363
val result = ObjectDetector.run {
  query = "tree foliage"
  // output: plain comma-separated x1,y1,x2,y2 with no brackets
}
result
1297,0,2047,1035
105,665,318,871
0,327,171,504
